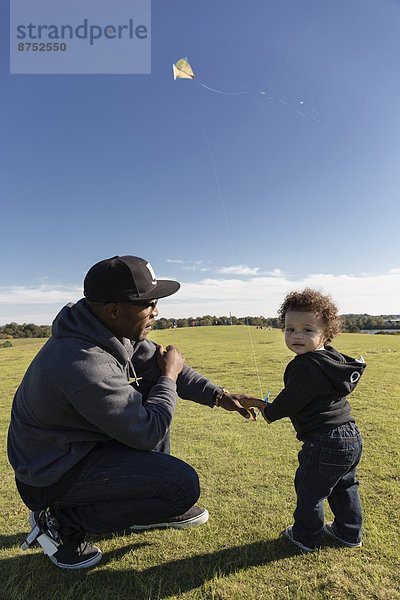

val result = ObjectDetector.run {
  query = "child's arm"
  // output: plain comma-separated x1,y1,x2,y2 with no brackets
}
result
262,363,317,424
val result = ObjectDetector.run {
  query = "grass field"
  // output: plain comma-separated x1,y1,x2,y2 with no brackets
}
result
0,327,399,600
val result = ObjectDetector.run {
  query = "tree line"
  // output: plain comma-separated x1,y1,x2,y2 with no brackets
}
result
152,315,279,330
1,313,399,338
153,313,400,331
0,322,52,339
341,314,400,333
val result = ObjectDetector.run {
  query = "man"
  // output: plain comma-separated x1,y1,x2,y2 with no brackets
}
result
8,255,264,570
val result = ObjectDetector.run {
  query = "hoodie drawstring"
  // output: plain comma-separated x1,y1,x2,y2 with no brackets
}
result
128,360,138,385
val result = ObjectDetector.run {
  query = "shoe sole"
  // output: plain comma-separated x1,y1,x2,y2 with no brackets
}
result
28,511,36,529
29,512,102,569
324,523,362,548
49,549,102,570
130,508,209,530
28,512,59,555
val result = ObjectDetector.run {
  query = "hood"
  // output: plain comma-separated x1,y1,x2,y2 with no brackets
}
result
300,345,366,396
52,298,134,366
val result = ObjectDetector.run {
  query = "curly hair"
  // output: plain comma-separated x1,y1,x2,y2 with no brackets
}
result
277,288,341,343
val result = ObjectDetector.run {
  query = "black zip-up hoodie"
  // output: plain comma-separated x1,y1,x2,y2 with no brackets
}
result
264,346,366,437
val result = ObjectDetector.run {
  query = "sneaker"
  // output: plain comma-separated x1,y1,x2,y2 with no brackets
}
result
24,511,102,570
130,505,209,530
284,526,316,552
21,510,61,555
324,522,362,548
49,540,102,570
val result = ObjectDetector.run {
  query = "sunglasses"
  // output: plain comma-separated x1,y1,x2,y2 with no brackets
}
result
128,299,158,310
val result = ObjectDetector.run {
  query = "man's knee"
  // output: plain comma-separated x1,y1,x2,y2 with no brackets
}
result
167,456,200,507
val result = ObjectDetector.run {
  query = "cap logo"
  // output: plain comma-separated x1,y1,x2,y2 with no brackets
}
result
146,262,157,285
350,371,360,383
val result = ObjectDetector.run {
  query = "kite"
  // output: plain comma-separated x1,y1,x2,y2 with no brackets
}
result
173,57,195,80
172,56,320,121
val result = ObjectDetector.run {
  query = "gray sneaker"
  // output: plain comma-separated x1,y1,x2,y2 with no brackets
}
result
130,505,209,530
324,522,362,548
284,526,316,552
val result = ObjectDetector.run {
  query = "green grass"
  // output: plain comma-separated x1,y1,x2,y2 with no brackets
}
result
0,327,399,599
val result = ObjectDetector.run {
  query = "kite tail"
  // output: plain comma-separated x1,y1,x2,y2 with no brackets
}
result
197,80,251,96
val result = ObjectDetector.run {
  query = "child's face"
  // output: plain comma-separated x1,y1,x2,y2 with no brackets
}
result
284,310,327,355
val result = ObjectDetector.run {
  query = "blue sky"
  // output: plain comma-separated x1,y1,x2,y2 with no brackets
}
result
1,0,400,324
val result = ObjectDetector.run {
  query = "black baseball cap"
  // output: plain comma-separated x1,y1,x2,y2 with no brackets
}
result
84,255,180,303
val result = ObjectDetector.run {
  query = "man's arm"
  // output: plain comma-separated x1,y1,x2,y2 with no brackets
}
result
131,339,218,406
132,339,265,419
68,346,184,452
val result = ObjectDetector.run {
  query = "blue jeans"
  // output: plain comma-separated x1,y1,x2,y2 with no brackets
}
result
53,437,200,540
292,423,363,548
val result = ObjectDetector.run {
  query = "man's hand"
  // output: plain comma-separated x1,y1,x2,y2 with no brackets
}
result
157,345,185,382
218,393,267,421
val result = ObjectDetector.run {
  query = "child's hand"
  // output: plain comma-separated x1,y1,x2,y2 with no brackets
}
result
219,393,267,421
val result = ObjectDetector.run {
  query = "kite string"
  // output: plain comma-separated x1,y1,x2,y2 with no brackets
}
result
194,97,264,399
194,98,236,262
246,317,264,399
196,80,320,122
197,80,251,96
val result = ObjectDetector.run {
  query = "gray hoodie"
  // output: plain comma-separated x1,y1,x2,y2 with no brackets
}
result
7,299,218,486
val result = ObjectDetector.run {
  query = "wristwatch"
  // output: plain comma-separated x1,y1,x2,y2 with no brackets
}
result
213,387,228,407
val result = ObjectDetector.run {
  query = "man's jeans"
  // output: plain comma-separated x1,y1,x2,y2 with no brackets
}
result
45,377,201,540
292,423,363,548
53,435,200,539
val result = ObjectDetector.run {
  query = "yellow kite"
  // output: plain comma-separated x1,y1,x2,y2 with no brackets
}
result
172,58,195,80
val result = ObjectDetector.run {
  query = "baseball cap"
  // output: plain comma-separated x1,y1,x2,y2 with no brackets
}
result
84,255,180,303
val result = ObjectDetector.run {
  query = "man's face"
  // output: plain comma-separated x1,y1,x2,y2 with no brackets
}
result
115,301,159,342
284,310,327,355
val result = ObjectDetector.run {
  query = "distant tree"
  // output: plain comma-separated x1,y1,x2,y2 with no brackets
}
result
3,322,18,337
199,318,213,327
153,318,172,330
348,325,360,333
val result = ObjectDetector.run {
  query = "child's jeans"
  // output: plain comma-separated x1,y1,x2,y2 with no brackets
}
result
292,422,363,548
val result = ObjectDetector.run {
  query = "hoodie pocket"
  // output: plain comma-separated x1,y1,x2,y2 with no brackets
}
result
318,446,354,482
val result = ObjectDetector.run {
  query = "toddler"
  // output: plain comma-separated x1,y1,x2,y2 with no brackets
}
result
263,288,365,551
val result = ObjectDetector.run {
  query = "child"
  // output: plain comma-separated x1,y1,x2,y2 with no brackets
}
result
263,288,365,552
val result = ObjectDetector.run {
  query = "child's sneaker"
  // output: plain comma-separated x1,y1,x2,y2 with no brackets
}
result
284,526,316,552
324,522,362,548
